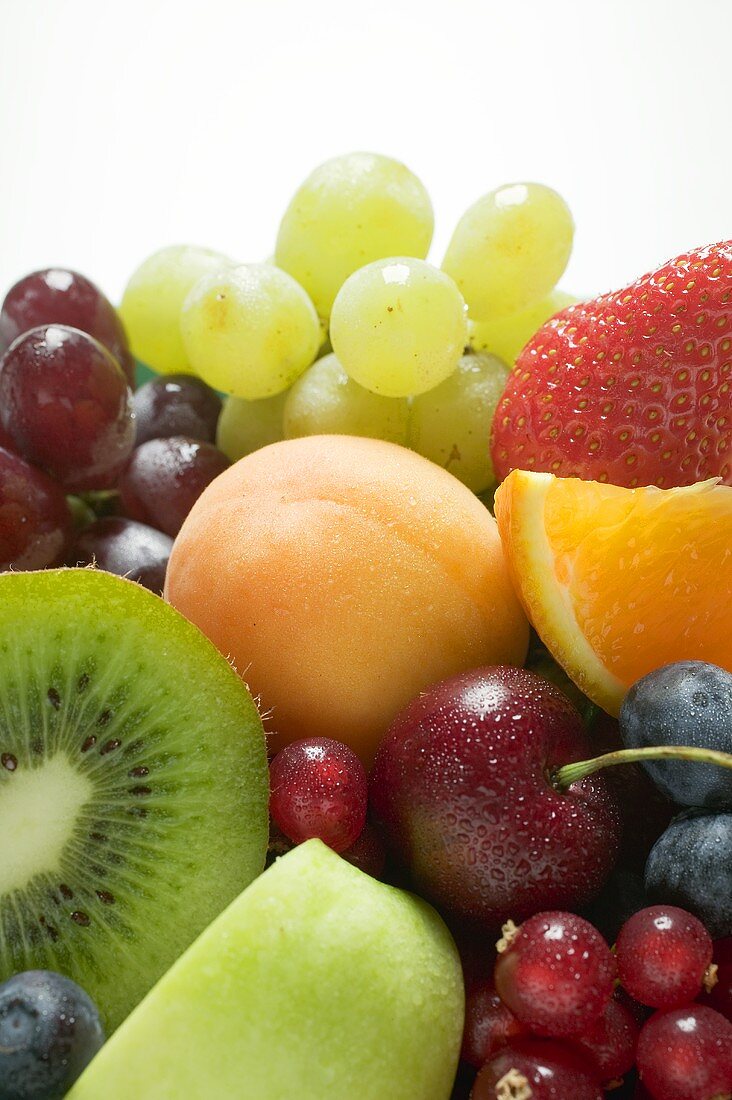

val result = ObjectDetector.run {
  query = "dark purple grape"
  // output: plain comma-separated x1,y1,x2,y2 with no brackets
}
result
119,436,229,537
0,447,72,569
133,374,222,445
0,268,135,385
68,516,173,593
0,325,134,492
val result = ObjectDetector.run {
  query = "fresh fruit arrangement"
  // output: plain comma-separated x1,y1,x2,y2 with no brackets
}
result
0,150,730,1099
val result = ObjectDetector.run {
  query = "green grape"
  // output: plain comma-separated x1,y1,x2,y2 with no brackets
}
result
284,353,409,444
407,350,509,494
180,263,321,399
330,258,467,398
442,182,574,320
216,391,287,462
275,152,433,320
470,288,579,364
120,245,232,375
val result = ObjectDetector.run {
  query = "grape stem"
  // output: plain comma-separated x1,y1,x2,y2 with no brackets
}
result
554,745,732,791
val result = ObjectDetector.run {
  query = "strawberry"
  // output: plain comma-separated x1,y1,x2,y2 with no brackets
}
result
491,241,731,488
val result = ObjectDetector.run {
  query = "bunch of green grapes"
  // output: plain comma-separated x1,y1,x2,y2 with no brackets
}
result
284,354,409,444
117,155,576,498
275,152,434,320
330,257,467,398
180,264,321,399
120,246,232,374
442,182,574,320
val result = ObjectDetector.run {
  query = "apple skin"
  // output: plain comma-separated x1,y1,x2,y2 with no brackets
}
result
69,840,465,1100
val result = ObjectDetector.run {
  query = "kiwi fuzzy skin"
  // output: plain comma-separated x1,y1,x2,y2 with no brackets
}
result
0,567,269,1031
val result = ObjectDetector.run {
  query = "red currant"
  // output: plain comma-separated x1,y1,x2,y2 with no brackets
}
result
493,912,615,1038
470,1038,602,1099
636,1004,732,1099
461,980,527,1069
616,905,713,1009
269,738,367,853
571,997,639,1083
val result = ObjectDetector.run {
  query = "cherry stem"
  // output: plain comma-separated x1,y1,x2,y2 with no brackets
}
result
554,744,732,791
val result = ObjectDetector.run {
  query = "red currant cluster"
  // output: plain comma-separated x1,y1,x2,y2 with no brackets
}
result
0,268,229,588
457,907,730,1099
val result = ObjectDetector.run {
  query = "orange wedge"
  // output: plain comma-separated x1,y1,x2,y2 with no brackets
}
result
494,471,732,716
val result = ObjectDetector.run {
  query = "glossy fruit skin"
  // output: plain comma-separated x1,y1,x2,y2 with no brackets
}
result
471,1038,602,1100
572,997,639,1083
119,436,229,537
620,661,732,810
269,737,368,853
493,912,615,1038
615,905,713,1009
0,268,135,385
635,1005,732,1100
0,970,105,1100
461,980,527,1069
132,373,222,446
166,435,529,765
0,447,72,569
68,516,173,593
492,241,732,488
645,812,732,938
370,666,620,927
0,325,134,492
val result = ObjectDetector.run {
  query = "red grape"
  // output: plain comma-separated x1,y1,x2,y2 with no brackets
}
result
0,325,134,492
494,911,615,1038
0,447,71,569
118,436,229,536
616,906,713,1009
471,1038,602,1099
0,268,135,385
133,374,222,445
636,1005,732,1099
68,516,173,593
269,737,367,853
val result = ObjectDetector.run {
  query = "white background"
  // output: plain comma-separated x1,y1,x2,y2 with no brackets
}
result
1,0,730,305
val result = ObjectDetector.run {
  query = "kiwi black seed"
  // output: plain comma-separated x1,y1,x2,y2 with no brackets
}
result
0,568,269,1031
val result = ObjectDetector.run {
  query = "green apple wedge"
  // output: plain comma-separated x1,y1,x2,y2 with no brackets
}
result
69,839,465,1100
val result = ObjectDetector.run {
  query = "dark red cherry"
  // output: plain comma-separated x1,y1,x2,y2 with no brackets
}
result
370,666,620,928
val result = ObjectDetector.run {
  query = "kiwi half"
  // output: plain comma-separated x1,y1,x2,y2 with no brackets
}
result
0,567,269,1031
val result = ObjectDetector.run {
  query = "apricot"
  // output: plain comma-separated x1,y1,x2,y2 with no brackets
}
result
165,436,529,763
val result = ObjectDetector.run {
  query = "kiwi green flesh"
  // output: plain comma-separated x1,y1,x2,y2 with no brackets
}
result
0,567,269,1032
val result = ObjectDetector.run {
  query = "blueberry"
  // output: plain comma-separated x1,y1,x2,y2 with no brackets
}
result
0,970,104,1100
620,661,732,809
645,812,732,938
